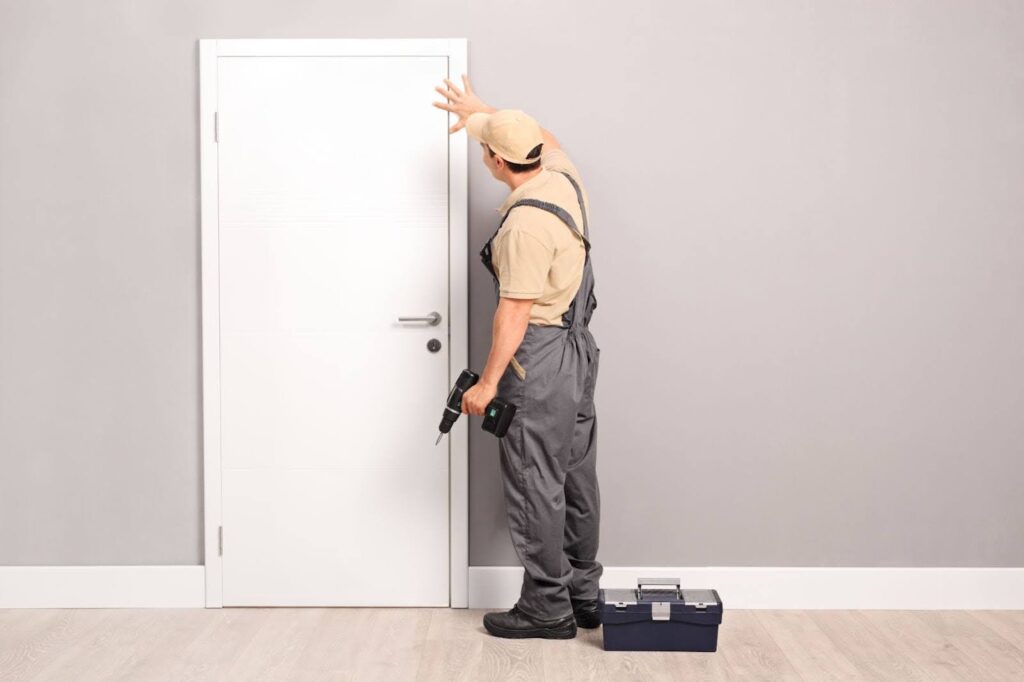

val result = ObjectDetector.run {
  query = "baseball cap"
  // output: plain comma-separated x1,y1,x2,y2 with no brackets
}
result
466,109,544,165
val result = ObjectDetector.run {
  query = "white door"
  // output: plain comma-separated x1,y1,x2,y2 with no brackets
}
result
212,53,452,606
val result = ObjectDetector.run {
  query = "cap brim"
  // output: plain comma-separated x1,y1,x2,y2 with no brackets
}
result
465,112,489,142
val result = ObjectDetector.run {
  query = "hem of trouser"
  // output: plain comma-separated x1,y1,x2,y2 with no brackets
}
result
515,601,573,624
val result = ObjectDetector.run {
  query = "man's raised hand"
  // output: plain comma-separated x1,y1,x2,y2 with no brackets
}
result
432,74,496,134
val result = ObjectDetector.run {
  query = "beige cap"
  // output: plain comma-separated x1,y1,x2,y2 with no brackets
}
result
466,109,544,165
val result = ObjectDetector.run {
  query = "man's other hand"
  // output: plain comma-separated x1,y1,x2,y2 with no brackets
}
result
461,381,498,417
433,74,496,134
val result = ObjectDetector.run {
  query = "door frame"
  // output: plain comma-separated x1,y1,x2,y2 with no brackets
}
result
198,38,469,608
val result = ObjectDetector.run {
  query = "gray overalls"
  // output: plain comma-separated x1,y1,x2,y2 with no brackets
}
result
480,170,602,622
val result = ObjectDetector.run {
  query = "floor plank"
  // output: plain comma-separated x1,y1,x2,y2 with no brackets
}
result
1,609,111,681
717,610,802,681
811,610,933,682
0,610,66,680
970,610,1024,651
31,609,206,681
754,609,861,681
416,609,483,682
159,608,270,681
912,610,1024,681
288,607,374,682
858,611,987,682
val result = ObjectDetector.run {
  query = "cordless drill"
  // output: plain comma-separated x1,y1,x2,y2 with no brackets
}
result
436,369,517,444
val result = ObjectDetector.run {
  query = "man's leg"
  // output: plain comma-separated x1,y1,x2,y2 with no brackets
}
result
497,390,576,622
564,348,602,607
493,330,580,624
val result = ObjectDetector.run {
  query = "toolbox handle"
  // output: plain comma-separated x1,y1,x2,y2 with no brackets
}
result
637,577,681,600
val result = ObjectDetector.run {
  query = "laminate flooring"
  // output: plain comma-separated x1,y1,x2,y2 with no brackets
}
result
2,608,1023,681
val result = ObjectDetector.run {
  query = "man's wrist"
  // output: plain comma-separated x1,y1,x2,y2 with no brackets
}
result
467,111,493,130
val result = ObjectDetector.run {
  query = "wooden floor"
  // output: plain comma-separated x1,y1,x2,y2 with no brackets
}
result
2,608,1024,681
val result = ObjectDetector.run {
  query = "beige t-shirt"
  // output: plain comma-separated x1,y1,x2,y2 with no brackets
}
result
490,149,591,326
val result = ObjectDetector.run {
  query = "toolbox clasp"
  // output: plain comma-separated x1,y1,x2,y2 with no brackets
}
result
682,589,719,610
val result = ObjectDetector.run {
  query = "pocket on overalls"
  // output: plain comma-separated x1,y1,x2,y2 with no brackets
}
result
585,347,600,401
509,355,527,380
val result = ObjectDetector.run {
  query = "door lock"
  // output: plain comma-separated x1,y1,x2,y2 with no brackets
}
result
427,339,442,353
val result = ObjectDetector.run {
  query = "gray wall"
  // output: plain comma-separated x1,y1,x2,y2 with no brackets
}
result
1,1,1021,567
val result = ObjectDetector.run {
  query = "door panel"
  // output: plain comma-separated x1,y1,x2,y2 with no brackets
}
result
216,55,450,606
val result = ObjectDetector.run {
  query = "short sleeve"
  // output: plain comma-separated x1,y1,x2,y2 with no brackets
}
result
541,148,582,184
492,220,554,299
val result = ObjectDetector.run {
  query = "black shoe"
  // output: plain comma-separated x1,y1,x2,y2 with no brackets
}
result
572,599,602,629
482,604,577,639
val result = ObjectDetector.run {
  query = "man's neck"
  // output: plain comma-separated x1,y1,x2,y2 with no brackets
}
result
504,167,544,192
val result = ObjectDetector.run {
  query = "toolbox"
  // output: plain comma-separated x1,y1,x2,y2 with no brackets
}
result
599,578,723,652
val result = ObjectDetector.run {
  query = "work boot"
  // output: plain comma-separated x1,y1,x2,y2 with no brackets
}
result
572,599,602,629
482,604,577,639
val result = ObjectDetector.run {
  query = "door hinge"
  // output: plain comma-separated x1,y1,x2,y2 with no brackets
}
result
214,112,219,143
218,525,223,555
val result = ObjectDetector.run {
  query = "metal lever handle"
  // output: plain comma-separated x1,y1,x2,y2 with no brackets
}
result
398,311,442,326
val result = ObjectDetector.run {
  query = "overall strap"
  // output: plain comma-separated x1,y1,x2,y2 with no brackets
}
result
553,170,589,240
502,198,591,253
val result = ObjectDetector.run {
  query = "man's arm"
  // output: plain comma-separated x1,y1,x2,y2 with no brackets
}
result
434,74,560,150
461,297,533,416
540,127,561,153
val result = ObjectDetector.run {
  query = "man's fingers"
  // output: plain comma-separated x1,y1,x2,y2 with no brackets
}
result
433,100,456,112
443,78,464,98
448,121,465,134
434,84,458,101
461,74,473,93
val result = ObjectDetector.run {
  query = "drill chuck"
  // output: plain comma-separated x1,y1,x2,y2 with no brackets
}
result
438,369,479,434
437,407,460,435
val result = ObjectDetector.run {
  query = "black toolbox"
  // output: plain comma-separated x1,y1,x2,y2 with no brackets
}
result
599,578,723,652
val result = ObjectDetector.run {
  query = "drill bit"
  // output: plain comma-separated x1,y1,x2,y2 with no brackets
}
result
435,432,444,446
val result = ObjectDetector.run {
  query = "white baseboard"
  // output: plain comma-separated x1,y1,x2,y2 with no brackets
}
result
5,565,1021,609
468,566,1024,610
0,566,205,608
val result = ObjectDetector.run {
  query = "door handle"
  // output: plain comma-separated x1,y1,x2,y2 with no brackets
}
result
398,311,442,326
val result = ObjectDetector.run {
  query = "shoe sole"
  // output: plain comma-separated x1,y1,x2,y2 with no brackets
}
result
483,619,577,640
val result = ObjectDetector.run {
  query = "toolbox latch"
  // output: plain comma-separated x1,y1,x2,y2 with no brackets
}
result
682,589,718,610
651,601,671,621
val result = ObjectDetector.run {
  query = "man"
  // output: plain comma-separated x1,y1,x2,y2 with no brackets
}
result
434,75,602,640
